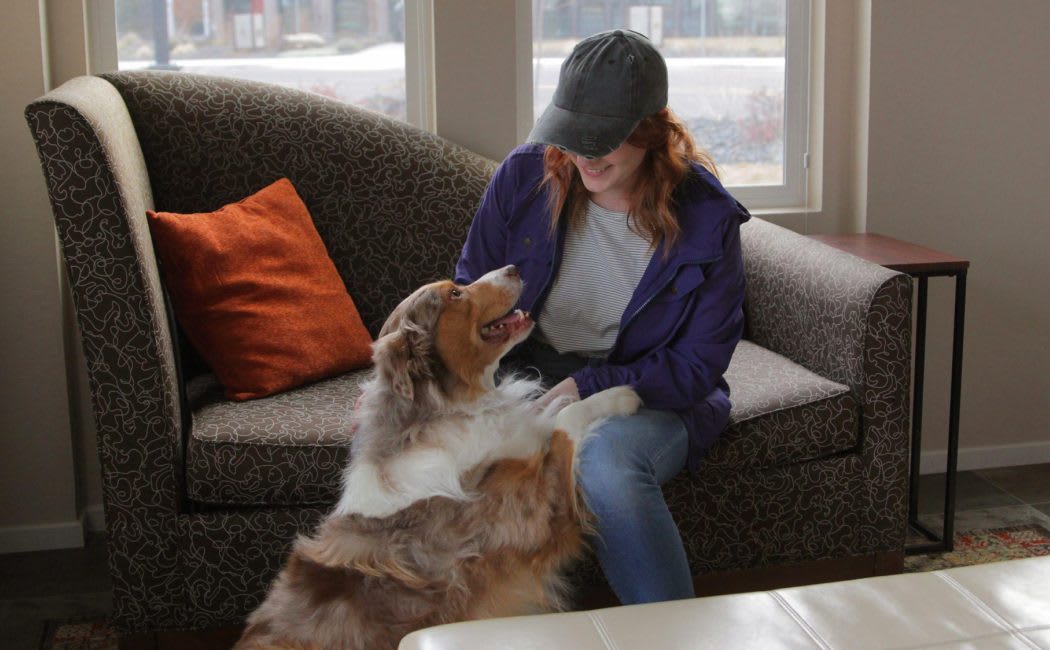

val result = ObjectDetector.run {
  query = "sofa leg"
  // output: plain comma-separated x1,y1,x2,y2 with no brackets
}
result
693,552,905,597
874,549,905,575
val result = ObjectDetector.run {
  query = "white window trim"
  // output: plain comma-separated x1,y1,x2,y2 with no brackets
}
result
85,0,118,75
729,0,812,211
404,0,435,132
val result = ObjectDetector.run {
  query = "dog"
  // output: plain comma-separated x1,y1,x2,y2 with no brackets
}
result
234,265,641,650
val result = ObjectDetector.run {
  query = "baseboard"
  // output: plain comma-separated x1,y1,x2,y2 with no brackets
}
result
0,518,84,554
83,504,106,533
921,441,1050,475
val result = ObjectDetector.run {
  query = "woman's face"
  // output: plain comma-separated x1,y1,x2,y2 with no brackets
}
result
571,141,647,212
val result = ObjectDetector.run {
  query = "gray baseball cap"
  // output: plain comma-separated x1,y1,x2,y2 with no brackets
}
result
527,29,668,159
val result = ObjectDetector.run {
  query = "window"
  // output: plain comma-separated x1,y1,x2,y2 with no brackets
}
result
533,0,811,208
114,0,407,123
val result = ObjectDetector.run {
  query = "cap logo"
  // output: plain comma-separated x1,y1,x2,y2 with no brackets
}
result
581,135,598,152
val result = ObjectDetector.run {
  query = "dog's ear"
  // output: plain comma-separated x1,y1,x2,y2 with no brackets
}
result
373,286,443,401
372,326,425,400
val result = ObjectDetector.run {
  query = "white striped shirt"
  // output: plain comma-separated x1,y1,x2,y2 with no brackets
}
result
537,201,654,357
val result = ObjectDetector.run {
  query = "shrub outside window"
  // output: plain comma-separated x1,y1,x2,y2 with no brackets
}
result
533,0,811,208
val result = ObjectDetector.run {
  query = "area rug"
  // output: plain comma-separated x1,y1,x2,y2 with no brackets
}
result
904,523,1050,573
40,524,1050,648
40,617,117,650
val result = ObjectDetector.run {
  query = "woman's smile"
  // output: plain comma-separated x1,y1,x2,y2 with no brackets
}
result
581,163,611,177
572,142,647,211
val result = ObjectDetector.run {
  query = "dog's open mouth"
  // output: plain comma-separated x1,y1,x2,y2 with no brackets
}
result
480,309,532,344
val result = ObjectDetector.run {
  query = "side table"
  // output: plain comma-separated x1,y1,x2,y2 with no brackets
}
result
809,233,969,554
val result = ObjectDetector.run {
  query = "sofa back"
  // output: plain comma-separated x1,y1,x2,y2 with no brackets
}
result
99,71,497,337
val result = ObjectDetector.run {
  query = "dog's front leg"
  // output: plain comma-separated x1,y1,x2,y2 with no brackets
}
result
472,431,581,549
554,385,642,445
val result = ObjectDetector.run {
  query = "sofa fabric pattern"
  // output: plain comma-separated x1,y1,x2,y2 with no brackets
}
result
26,73,912,633
177,508,326,630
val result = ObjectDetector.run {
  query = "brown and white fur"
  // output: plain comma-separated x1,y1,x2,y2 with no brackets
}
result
235,265,640,650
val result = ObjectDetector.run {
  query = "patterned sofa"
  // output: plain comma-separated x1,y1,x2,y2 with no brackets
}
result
25,72,912,635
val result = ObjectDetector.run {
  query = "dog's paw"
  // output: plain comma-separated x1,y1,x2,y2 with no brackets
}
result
554,401,591,444
554,386,642,445
588,386,642,420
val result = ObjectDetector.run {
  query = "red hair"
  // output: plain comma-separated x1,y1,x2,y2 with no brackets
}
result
540,108,718,254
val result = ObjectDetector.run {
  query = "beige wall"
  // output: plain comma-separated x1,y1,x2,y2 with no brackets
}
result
0,0,79,551
866,0,1050,469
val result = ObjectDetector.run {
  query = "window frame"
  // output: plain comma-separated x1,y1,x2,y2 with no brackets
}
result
91,0,810,210
527,0,812,211
727,0,811,210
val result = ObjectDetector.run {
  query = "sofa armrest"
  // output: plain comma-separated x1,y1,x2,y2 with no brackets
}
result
741,218,911,401
741,218,912,539
25,76,184,510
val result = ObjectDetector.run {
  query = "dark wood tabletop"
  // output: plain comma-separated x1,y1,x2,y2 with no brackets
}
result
808,233,970,274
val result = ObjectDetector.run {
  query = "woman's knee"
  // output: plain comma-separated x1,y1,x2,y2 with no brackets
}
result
575,410,688,500
576,422,657,509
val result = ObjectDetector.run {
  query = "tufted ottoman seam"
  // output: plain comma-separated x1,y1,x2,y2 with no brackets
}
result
936,573,1018,632
769,591,831,649
1016,624,1050,649
935,573,1043,649
586,611,620,650
899,632,1039,649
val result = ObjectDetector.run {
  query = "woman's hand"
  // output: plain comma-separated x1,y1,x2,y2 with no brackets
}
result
536,377,580,413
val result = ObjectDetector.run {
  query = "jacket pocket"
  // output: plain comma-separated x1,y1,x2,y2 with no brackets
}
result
652,264,708,303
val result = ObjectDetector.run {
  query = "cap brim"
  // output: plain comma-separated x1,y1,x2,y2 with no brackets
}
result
526,103,639,158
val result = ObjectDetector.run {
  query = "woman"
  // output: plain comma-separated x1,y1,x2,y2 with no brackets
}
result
455,29,750,604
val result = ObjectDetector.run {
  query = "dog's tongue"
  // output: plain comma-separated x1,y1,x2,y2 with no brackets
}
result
481,310,532,340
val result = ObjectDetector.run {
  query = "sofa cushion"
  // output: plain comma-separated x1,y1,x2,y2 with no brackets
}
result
185,370,367,505
703,340,857,472
187,340,856,506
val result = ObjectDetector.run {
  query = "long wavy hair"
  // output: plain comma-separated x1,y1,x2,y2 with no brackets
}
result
540,108,718,254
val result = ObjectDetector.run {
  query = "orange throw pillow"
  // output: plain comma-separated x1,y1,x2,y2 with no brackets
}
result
148,178,372,400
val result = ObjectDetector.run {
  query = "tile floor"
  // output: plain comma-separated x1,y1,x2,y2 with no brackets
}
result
2,463,1049,649
913,462,1050,535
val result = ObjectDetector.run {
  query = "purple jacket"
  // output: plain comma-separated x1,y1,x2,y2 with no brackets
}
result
455,144,750,471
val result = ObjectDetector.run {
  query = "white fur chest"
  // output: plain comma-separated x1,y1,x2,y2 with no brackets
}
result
334,379,556,519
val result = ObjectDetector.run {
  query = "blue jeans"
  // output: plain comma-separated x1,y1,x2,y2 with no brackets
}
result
506,339,695,604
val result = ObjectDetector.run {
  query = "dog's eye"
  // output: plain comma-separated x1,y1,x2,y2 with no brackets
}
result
449,288,462,300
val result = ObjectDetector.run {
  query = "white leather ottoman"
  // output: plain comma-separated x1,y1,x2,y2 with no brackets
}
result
400,556,1050,649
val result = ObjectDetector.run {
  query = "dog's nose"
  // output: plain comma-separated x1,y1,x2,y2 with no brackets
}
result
504,265,519,278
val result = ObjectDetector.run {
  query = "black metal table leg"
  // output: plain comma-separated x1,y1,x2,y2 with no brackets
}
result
942,270,967,550
906,270,966,555
908,276,929,529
